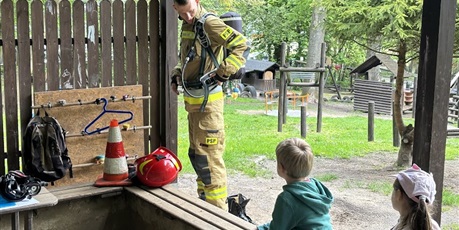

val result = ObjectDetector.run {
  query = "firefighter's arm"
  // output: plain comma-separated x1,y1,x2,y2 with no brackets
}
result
205,17,247,82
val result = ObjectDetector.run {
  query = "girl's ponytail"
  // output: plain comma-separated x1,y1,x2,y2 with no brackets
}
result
411,195,432,230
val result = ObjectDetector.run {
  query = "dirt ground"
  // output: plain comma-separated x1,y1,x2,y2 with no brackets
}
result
176,101,459,229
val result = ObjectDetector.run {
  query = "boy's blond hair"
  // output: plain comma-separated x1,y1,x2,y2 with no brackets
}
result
275,138,313,179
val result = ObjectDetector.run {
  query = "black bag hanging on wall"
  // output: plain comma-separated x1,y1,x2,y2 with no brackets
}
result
22,110,73,183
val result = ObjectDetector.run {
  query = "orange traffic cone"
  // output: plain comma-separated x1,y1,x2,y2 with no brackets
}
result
94,119,132,187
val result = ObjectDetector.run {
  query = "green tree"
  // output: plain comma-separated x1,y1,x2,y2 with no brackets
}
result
231,0,313,61
323,0,459,166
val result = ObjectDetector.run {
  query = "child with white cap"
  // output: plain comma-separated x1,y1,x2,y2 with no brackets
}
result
391,163,440,230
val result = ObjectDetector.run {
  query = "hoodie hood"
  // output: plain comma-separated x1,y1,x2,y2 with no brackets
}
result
283,178,334,215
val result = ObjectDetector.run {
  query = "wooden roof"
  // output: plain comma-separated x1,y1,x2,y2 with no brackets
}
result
245,59,279,73
350,53,413,78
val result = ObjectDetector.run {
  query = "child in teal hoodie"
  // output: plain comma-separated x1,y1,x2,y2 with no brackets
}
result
257,138,334,230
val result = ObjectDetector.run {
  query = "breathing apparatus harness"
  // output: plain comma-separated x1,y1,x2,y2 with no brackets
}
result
0,170,47,202
181,13,221,112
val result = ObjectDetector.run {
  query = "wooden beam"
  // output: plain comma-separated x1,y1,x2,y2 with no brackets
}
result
160,0,178,153
412,0,457,224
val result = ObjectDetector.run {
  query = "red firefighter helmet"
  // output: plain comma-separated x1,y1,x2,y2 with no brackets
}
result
135,147,182,187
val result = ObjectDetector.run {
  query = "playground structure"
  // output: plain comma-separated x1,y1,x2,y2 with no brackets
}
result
447,71,459,133
277,42,327,133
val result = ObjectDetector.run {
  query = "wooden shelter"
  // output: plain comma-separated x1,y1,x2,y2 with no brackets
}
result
0,0,456,226
242,59,279,92
350,54,413,115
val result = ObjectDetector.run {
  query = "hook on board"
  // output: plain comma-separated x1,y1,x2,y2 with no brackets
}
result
82,98,134,135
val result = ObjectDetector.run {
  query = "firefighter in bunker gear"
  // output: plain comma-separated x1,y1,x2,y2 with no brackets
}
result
171,0,247,210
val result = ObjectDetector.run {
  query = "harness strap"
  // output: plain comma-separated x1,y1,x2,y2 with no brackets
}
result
195,13,220,75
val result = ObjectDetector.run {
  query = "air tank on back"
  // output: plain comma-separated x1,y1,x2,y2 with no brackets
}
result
220,12,250,59
220,12,243,33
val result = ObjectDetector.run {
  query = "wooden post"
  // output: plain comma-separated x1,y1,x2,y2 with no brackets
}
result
412,0,457,223
278,42,287,132
317,43,326,133
160,0,178,152
25,211,33,230
283,72,288,125
300,105,307,138
368,101,375,142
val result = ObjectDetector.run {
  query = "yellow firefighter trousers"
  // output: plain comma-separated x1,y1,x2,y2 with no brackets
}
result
185,94,227,210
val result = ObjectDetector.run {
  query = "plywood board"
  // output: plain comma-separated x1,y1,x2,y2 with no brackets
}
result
34,85,146,186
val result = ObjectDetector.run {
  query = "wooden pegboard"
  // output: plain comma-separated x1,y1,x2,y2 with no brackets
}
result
34,85,147,186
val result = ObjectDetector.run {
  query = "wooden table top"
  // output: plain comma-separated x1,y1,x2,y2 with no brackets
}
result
0,187,58,215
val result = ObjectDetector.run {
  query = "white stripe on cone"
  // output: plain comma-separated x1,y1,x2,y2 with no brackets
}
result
107,125,123,143
104,158,128,174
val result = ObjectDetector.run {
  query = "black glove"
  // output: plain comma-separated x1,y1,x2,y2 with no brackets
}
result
171,75,180,85
214,73,228,82
229,68,245,80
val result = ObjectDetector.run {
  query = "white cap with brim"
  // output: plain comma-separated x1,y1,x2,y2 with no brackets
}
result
395,164,436,204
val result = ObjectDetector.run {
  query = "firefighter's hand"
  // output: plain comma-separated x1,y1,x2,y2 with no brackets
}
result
210,73,224,85
171,75,181,95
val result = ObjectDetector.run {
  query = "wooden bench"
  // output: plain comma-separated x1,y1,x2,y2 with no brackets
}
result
50,183,124,202
127,185,255,230
6,183,255,230
265,90,309,113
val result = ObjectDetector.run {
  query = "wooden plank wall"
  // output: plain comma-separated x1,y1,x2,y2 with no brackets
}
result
353,79,393,115
34,85,145,186
0,0,164,178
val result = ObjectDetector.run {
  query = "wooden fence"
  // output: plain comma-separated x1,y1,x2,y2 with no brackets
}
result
0,0,171,177
353,79,393,115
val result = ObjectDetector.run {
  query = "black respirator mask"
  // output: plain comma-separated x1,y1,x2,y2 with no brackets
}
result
0,170,47,202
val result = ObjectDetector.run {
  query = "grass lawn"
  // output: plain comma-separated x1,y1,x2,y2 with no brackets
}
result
176,96,459,176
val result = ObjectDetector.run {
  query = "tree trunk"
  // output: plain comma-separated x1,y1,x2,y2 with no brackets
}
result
273,43,282,64
302,3,326,96
394,40,414,167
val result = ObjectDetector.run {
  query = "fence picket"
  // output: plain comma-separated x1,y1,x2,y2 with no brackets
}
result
32,0,46,92
138,0,149,152
0,1,6,174
17,0,32,161
2,0,20,170
100,0,112,87
87,0,99,88
113,0,125,86
125,0,136,85
45,0,59,91
60,0,73,90
73,0,86,89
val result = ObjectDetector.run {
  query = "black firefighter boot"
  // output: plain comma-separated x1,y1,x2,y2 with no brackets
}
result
226,193,254,224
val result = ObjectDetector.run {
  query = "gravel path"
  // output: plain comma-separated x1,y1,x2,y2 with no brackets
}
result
177,101,459,229
177,152,459,229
